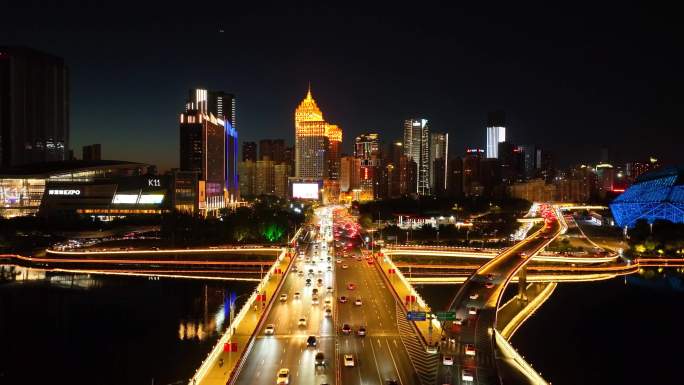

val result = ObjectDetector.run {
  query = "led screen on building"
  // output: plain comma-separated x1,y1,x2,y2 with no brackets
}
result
292,183,319,200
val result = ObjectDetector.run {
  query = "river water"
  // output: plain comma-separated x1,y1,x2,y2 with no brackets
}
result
417,270,684,385
0,265,255,385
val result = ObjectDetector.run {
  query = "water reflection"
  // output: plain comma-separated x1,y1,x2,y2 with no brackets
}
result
0,264,255,385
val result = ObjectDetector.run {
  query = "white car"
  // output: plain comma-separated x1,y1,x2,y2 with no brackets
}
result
354,298,362,306
343,354,355,367
312,295,319,305
468,307,478,315
336,259,342,264
324,298,332,306
294,292,301,300
279,293,288,302
342,264,348,269
462,368,474,382
442,355,454,366
465,344,476,356
264,324,275,335
298,317,307,327
469,293,479,300
277,368,290,384
324,306,332,317
327,286,334,293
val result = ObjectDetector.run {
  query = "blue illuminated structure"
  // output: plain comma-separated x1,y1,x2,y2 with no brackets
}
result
225,120,239,201
610,166,684,228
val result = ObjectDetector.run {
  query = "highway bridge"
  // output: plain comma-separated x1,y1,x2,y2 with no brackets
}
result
2,202,679,385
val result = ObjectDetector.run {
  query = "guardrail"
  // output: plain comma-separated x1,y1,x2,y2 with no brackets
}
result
494,329,548,385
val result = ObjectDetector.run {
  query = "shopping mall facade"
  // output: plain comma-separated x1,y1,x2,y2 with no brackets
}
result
0,160,217,219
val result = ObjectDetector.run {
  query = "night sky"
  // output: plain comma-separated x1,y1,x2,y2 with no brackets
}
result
3,2,681,171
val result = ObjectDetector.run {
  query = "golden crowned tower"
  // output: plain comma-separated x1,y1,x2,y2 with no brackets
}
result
294,86,342,180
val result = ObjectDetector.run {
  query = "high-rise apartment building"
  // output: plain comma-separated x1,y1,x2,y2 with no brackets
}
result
403,119,430,195
238,160,256,197
294,87,341,180
429,132,448,193
327,125,342,180
255,159,275,195
463,148,484,196
242,142,257,162
0,47,69,167
259,139,285,163
274,164,291,198
485,111,506,159
283,146,295,176
340,156,361,193
82,144,101,161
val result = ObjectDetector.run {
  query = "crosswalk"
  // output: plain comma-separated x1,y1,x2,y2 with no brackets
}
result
395,303,439,385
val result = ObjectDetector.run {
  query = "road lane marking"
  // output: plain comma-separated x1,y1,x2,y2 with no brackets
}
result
368,331,385,384
385,339,405,385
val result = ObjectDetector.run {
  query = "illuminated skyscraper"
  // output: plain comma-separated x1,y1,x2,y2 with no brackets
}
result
180,88,239,211
355,133,380,198
403,119,430,195
294,86,342,180
486,111,506,159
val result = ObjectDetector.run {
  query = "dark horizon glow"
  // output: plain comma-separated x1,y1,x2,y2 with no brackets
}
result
2,3,681,171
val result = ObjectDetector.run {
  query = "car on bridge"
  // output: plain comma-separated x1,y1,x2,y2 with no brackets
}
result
469,293,479,300
342,324,352,334
339,296,348,303
315,352,326,367
354,298,362,306
485,282,495,289
462,368,474,382
357,326,366,336
264,324,275,335
279,293,288,302
294,292,301,300
465,344,476,356
468,307,478,315
276,368,290,384
347,283,356,290
343,354,355,367
298,317,307,327
306,335,317,347
324,307,332,317
442,355,454,366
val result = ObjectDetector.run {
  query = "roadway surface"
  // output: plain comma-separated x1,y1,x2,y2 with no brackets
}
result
440,206,562,385
335,249,420,385
233,225,335,385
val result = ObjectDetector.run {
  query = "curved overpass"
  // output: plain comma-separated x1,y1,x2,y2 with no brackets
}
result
439,205,565,385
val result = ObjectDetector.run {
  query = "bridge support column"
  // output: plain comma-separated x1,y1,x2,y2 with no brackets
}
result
518,267,528,302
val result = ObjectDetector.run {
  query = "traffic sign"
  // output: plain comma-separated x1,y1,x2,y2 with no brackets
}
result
434,311,457,321
407,311,427,321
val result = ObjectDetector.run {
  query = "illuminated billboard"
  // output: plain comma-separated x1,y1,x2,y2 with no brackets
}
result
292,183,319,200
138,194,165,204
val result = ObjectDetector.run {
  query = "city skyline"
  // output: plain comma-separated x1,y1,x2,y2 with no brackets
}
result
2,3,681,172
